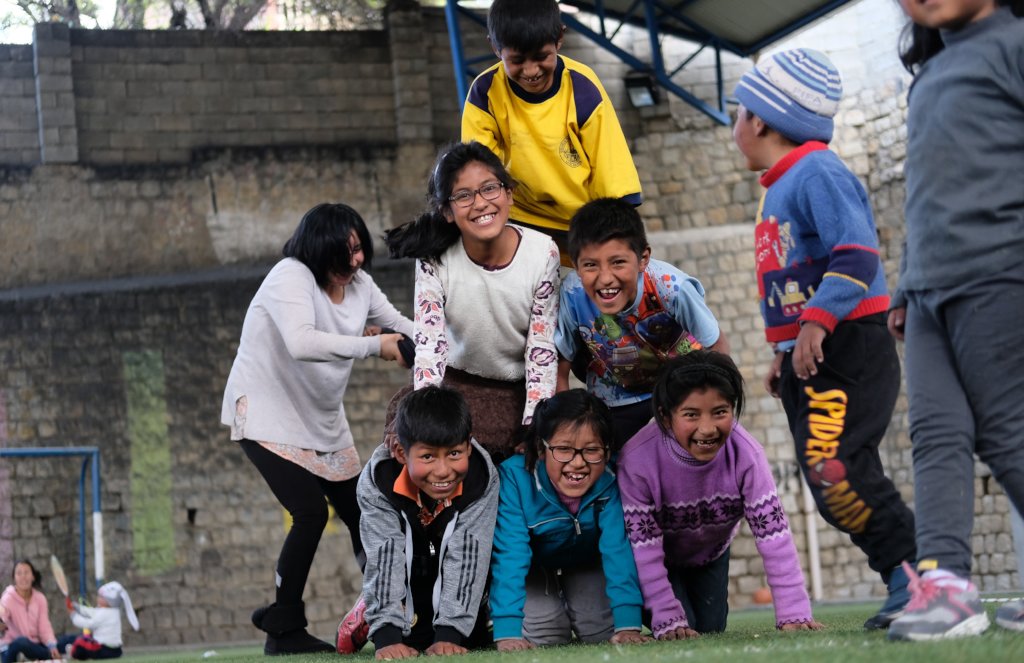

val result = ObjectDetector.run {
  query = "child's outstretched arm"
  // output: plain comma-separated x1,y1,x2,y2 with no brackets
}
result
596,484,650,645
734,425,821,630
490,463,537,651
617,460,693,639
521,241,561,423
432,454,500,650
413,260,449,390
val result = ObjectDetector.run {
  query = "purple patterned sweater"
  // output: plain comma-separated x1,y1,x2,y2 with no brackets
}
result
617,420,812,635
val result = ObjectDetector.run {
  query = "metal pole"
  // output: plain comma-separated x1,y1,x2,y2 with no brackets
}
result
92,448,104,588
445,0,469,111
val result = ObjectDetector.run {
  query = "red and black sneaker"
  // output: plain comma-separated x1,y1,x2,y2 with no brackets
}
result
335,594,369,655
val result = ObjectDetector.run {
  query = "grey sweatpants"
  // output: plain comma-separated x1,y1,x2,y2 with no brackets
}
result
520,562,615,645
904,266,1024,577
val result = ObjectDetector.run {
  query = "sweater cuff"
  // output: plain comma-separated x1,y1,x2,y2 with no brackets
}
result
612,604,643,632
798,307,838,333
492,616,523,641
433,625,464,646
371,625,404,649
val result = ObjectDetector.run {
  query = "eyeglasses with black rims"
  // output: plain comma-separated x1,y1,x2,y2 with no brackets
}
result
448,182,506,208
542,440,607,464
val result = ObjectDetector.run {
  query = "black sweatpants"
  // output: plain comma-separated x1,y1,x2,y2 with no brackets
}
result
241,439,364,605
778,315,916,574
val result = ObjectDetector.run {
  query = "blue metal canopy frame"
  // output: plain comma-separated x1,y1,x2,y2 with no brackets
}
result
0,446,104,597
444,0,857,125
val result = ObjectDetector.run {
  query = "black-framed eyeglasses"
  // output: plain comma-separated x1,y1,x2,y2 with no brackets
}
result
542,440,607,464
448,182,505,208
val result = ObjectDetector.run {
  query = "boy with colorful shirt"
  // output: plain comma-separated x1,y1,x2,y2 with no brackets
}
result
732,47,916,630
554,198,727,449
356,386,499,659
461,0,641,260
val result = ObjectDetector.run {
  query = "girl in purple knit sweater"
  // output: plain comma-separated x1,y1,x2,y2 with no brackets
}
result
617,350,822,638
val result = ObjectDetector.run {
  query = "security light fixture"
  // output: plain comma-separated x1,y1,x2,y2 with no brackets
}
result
625,73,660,108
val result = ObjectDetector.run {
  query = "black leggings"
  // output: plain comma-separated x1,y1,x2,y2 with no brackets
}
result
241,440,363,605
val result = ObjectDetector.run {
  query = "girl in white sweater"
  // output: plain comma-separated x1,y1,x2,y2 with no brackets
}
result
385,142,560,463
221,203,413,655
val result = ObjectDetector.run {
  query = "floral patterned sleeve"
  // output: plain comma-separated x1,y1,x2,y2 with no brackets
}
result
413,258,448,390
522,240,561,423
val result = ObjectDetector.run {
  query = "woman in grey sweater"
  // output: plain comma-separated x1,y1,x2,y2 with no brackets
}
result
221,203,413,655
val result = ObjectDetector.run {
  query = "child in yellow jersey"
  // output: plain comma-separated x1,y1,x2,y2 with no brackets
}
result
461,0,642,264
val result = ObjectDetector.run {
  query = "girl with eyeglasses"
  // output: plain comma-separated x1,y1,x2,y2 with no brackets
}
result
617,350,821,639
385,141,560,464
488,389,649,651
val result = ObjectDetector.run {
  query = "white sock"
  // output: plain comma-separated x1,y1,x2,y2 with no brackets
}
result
921,569,972,590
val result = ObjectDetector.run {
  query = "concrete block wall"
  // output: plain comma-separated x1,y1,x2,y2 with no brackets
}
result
0,44,39,164
68,29,396,164
0,0,1020,645
0,261,416,646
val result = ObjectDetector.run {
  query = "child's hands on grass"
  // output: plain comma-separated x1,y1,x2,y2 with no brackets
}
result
610,629,651,644
657,625,699,640
779,620,825,632
376,643,420,660
425,641,467,656
496,638,535,652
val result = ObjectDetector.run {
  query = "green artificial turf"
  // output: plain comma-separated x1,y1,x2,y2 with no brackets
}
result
123,602,1024,663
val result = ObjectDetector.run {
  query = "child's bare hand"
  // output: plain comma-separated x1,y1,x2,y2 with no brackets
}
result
657,625,699,640
779,620,825,632
364,325,383,337
792,322,827,380
425,641,467,656
887,307,906,341
376,643,420,660
610,629,651,644
764,352,785,397
380,334,409,367
496,638,535,652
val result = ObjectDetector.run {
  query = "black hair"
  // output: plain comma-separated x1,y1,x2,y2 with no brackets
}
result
899,1,1023,73
12,559,43,590
394,385,473,451
488,0,565,54
282,202,373,289
385,141,516,263
567,198,649,264
521,389,615,471
652,350,745,436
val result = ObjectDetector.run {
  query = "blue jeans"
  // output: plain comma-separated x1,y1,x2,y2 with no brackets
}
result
2,637,52,663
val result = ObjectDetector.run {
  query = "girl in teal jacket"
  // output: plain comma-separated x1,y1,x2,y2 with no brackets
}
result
489,389,649,651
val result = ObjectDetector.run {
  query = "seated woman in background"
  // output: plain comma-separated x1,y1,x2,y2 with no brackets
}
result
0,560,61,663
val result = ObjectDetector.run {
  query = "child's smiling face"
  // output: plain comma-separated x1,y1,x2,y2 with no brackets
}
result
663,387,735,462
496,41,561,95
575,238,650,315
396,440,472,501
444,161,512,247
543,421,608,499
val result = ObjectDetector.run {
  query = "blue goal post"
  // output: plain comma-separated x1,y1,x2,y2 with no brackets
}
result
0,446,104,597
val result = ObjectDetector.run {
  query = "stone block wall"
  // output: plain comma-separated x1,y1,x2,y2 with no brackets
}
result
70,29,395,165
0,0,1020,646
0,44,39,164
0,261,415,646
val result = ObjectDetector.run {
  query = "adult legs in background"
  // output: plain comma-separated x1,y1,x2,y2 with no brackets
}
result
242,439,355,654
891,268,1024,640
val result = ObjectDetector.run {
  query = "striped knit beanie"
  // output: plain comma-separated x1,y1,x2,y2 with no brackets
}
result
734,48,842,144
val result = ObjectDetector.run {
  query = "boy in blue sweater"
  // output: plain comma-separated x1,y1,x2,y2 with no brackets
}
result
732,48,916,630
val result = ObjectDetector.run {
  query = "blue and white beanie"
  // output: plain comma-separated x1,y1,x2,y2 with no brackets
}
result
734,48,842,144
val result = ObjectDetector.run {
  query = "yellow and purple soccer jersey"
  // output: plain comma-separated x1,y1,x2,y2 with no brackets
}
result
462,55,642,234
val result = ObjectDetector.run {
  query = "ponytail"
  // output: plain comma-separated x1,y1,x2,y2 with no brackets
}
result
385,211,461,263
